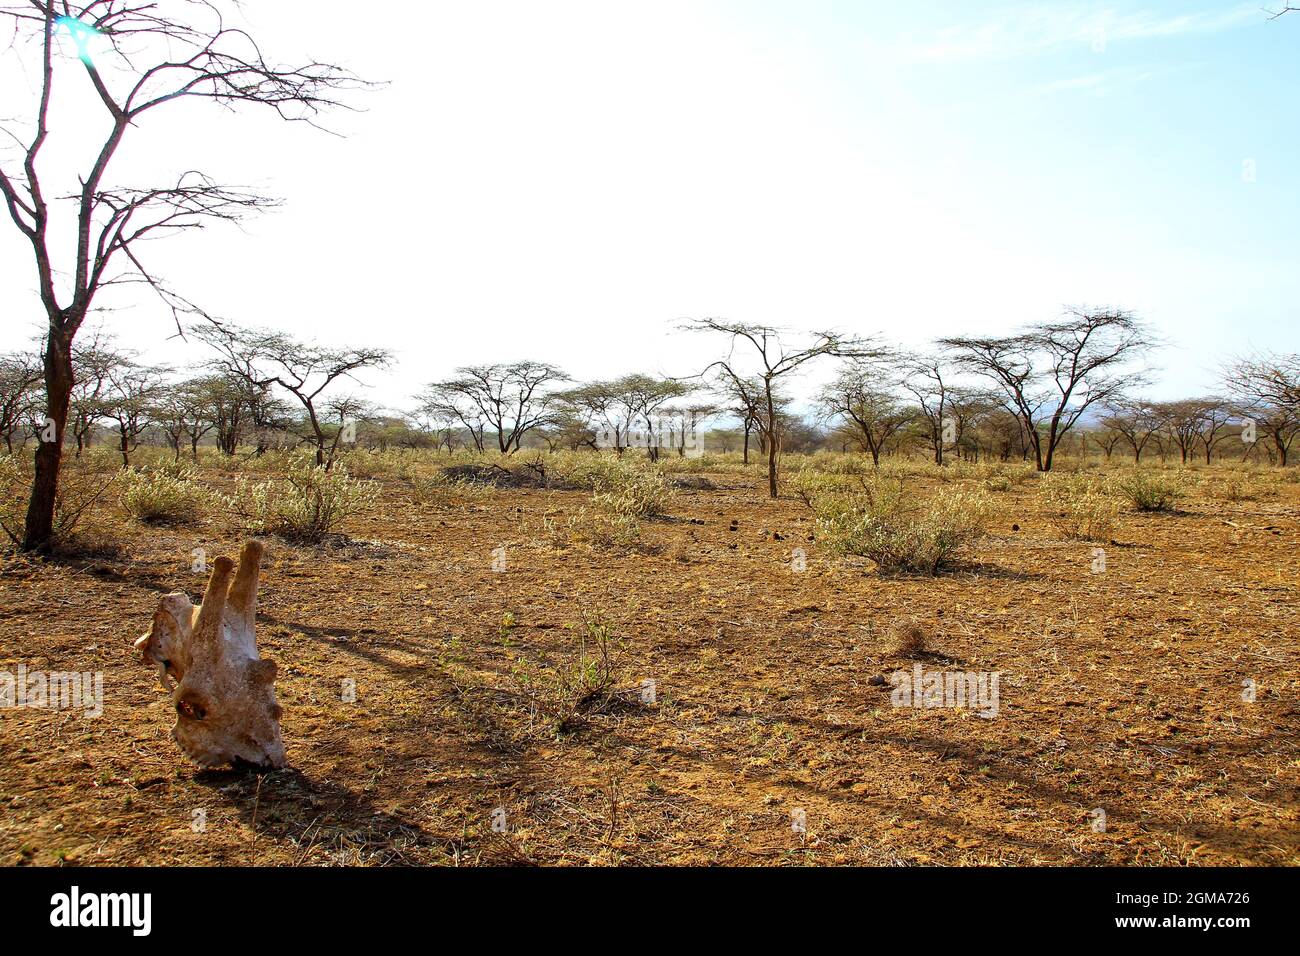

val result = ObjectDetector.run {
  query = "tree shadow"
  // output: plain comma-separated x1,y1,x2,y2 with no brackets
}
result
259,613,440,684
191,765,446,865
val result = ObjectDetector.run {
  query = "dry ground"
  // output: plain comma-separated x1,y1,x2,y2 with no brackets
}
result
1,458,1297,866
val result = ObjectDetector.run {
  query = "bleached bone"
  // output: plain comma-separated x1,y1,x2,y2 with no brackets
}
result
134,540,286,769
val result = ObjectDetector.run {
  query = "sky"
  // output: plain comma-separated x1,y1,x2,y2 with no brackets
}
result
1,1,1297,414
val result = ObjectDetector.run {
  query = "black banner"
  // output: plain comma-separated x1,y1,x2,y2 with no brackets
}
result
0,866,1282,943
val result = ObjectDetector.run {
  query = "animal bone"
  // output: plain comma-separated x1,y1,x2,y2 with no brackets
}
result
135,540,286,769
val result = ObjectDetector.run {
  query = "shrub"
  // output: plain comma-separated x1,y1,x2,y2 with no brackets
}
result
790,465,860,507
814,479,993,575
590,460,673,520
1112,470,1183,512
0,455,26,543
410,472,491,509
1039,473,1120,541
806,451,874,476
227,458,379,542
508,615,627,735
1206,474,1265,503
544,507,643,550
153,456,201,479
336,448,421,480
891,621,929,657
120,466,210,524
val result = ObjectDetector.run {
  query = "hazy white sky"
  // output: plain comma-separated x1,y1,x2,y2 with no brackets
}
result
1,1,1297,412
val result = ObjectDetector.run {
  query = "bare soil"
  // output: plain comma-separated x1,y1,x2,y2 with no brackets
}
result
2,466,1297,866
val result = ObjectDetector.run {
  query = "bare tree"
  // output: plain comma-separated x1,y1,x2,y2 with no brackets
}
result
0,2,363,549
942,308,1152,472
198,325,390,468
687,320,872,496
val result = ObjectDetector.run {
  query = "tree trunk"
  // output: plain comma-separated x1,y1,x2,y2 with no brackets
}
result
767,433,777,497
764,389,778,498
23,326,74,551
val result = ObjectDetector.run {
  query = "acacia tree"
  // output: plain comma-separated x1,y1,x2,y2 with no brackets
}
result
66,333,125,455
1222,354,1300,466
184,371,263,455
100,358,167,467
1195,399,1235,464
1099,398,1167,463
0,2,361,549
154,376,216,460
422,363,568,454
611,374,693,460
414,388,487,452
688,320,871,497
408,407,458,453
557,374,690,458
321,393,374,462
199,325,390,468
900,354,962,466
552,383,613,451
0,352,42,452
539,403,599,452
818,360,912,467
942,308,1152,472
661,401,717,457
1157,399,1228,465
712,372,768,464
1090,426,1124,461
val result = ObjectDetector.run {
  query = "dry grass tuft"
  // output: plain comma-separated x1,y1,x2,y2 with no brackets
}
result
890,621,929,657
